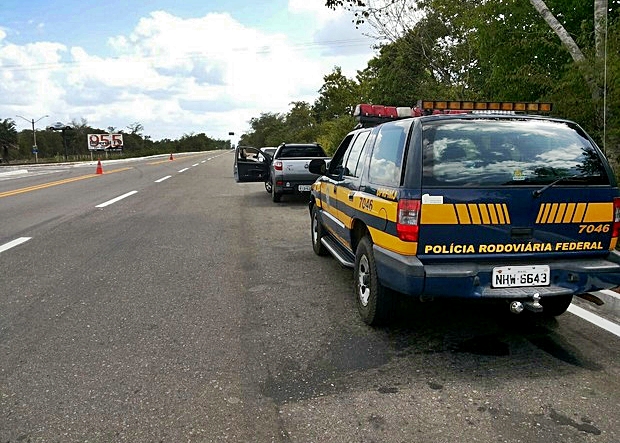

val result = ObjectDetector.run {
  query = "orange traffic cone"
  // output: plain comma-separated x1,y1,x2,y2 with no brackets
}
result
96,160,103,174
169,153,174,161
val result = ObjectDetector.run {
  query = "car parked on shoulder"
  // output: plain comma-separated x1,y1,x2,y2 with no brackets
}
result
235,142,330,203
308,100,620,325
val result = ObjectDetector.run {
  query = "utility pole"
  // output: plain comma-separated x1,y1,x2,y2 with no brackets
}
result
16,114,48,163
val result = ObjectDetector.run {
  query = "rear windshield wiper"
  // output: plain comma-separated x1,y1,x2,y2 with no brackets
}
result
532,173,599,198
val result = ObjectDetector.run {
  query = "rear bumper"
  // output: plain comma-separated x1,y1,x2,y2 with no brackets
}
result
374,245,620,299
273,178,316,194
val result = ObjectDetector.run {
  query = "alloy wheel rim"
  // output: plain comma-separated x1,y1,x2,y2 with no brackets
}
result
312,214,319,244
357,255,371,306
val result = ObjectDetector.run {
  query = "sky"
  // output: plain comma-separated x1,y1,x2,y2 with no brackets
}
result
0,0,379,143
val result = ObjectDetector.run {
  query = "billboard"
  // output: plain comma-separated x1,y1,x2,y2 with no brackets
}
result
88,133,124,151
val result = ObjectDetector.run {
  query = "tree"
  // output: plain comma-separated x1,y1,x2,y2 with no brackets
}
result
313,67,362,123
68,117,91,156
325,0,423,42
127,122,144,136
284,101,319,142
240,113,288,147
316,115,356,155
0,118,18,163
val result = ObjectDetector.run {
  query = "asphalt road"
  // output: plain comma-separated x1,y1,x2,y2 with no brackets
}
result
1,152,619,442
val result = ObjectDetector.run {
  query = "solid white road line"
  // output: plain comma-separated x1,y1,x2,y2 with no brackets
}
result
597,289,620,300
155,176,172,183
568,304,620,338
95,191,138,208
0,237,32,253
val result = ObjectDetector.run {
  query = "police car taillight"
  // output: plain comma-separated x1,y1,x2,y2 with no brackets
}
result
613,197,620,238
396,199,420,242
274,160,283,171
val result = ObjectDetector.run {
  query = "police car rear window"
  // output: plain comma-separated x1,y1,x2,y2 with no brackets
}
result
421,119,610,187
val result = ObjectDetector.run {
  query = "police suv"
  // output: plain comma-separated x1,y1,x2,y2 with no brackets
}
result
308,100,620,325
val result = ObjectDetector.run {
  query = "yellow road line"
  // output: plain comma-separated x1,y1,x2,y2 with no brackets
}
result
148,160,173,165
0,167,132,198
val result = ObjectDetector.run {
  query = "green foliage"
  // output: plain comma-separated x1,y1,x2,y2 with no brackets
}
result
316,115,356,155
0,118,18,163
239,102,321,148
313,67,362,122
357,14,454,105
239,112,288,147
280,0,617,164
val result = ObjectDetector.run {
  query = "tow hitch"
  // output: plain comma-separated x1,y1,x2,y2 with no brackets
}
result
509,293,543,314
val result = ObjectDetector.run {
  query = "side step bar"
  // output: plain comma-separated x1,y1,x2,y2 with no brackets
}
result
321,236,355,268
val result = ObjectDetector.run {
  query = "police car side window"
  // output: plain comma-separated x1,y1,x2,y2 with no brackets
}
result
368,122,407,186
328,133,355,176
343,131,370,178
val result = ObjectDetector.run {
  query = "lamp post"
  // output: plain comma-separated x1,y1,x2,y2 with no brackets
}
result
16,114,48,163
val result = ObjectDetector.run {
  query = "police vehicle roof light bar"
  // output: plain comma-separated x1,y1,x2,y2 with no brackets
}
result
354,100,553,126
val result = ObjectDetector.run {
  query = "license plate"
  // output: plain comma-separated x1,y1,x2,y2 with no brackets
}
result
298,185,312,192
492,265,550,288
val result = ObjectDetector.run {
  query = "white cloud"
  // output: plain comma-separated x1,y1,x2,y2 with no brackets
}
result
0,9,376,141
288,0,338,23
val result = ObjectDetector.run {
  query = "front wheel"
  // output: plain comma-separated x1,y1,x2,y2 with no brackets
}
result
541,295,573,317
264,180,272,193
354,236,392,326
311,205,328,256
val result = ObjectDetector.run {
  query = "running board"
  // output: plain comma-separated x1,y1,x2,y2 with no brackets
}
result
321,236,355,268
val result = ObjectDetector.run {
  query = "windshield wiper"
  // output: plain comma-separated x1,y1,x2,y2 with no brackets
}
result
532,173,598,198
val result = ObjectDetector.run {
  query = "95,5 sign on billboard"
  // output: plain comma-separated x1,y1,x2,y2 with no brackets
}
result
88,133,124,151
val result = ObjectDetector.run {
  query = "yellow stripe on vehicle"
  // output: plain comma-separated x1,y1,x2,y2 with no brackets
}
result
563,203,576,223
548,204,559,224
554,203,567,223
421,204,511,225
420,204,458,224
536,202,613,223
488,204,499,224
572,203,587,222
455,204,471,224
468,204,482,224
368,226,418,256
583,202,614,222
502,204,511,224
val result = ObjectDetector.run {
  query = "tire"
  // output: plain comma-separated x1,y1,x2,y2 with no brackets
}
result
265,180,272,193
541,295,573,317
311,205,328,256
271,185,282,202
354,236,392,326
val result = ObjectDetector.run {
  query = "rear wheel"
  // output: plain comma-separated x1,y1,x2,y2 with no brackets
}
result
311,205,328,256
541,295,573,317
271,185,281,202
264,180,272,193
354,236,392,326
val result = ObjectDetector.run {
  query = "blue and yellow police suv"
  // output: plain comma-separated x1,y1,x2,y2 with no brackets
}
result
308,100,620,325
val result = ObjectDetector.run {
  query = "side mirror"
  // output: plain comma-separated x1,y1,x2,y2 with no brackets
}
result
308,158,326,175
